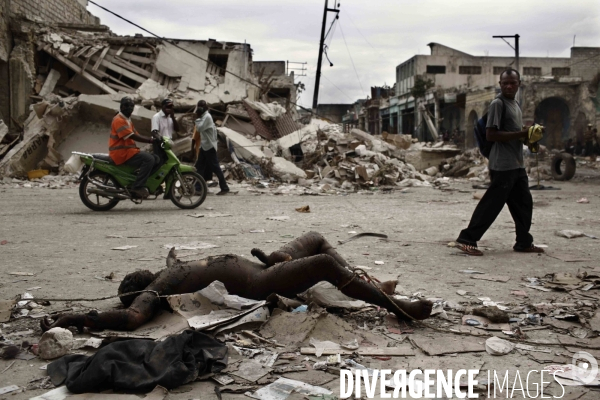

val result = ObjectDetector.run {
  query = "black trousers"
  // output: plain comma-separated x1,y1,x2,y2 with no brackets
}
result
194,147,228,191
123,152,157,190
457,168,533,249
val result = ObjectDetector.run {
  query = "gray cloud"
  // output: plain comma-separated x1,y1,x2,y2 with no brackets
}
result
90,0,599,107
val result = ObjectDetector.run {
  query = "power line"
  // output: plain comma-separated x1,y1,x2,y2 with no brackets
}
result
87,0,338,123
321,73,356,102
338,21,365,95
343,10,377,51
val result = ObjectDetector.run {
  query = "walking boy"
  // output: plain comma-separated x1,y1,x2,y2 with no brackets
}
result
455,69,544,256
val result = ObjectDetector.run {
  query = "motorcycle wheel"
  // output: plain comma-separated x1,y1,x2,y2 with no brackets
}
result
79,171,121,211
169,171,207,209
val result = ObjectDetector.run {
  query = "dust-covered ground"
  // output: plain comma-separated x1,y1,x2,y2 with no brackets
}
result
1,169,600,399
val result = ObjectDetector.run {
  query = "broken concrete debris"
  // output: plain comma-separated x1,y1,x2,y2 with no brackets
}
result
38,327,74,360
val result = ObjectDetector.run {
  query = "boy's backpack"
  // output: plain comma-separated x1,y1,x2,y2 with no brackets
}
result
474,97,508,159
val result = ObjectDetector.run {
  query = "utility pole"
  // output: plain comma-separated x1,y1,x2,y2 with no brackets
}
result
312,0,340,113
493,34,520,72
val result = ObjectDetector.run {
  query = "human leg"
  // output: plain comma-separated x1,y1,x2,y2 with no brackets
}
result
456,170,517,247
248,254,431,320
205,147,229,192
123,152,155,190
505,169,536,250
194,149,209,178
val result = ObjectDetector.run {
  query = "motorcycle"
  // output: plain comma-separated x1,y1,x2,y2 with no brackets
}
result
73,136,207,211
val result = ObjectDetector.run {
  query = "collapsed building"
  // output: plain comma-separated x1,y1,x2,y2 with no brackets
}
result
0,1,471,190
0,5,306,178
0,2,556,190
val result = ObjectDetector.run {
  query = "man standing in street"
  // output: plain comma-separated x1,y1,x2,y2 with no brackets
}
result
151,99,179,139
584,123,595,157
192,100,229,195
109,97,158,199
455,69,544,256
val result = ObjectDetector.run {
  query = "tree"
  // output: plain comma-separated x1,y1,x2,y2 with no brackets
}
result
410,76,434,99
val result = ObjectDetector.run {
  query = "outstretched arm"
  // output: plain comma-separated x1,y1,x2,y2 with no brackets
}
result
251,231,349,267
41,292,159,332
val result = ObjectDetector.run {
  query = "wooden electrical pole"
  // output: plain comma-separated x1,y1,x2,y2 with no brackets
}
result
312,0,340,113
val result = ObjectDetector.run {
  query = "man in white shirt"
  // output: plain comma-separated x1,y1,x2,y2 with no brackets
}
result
151,99,179,139
192,100,230,195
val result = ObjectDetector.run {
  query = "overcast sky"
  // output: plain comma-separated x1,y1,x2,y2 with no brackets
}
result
89,0,599,108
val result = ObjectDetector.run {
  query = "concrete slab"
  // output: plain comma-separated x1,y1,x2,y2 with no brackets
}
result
137,79,170,101
78,94,154,135
217,127,265,163
271,156,306,181
155,42,208,92
39,69,61,97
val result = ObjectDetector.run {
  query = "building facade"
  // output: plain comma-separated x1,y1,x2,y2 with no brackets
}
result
392,43,600,149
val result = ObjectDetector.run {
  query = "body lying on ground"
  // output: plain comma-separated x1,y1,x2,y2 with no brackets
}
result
41,232,432,332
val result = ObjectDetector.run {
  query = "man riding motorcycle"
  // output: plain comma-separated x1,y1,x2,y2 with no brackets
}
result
109,97,158,199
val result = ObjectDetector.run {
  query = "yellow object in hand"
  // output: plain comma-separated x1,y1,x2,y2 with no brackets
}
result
528,124,544,144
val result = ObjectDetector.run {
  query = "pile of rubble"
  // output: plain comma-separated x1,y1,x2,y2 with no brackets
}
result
0,22,478,190
438,148,489,181
216,117,467,191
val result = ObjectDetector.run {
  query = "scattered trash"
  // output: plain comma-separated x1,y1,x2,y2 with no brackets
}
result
374,260,384,265
576,197,589,203
17,292,34,307
8,272,34,276
544,364,600,386
295,205,310,213
0,386,20,395
511,290,528,297
485,337,514,356
250,229,265,233
230,360,271,383
292,305,308,313
267,216,290,222
162,242,219,250
410,336,485,356
471,274,510,283
555,230,597,239
460,270,485,274
248,377,332,400
0,240,7,245
188,213,233,218
111,245,138,251
338,232,388,245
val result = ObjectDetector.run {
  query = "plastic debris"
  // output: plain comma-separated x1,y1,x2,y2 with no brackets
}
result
485,337,515,356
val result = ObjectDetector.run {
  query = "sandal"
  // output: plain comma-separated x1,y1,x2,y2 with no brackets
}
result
514,245,545,253
456,243,484,256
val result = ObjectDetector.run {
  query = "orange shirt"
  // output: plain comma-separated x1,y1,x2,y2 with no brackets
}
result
109,113,140,165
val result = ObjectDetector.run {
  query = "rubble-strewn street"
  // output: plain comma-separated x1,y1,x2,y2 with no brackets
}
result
1,0,600,399
1,170,600,399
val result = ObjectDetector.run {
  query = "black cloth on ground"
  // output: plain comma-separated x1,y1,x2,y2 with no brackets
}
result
47,330,228,393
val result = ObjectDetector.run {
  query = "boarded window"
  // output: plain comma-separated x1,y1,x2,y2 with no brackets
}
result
426,65,446,74
459,66,482,75
493,66,507,75
523,67,542,76
552,67,570,76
